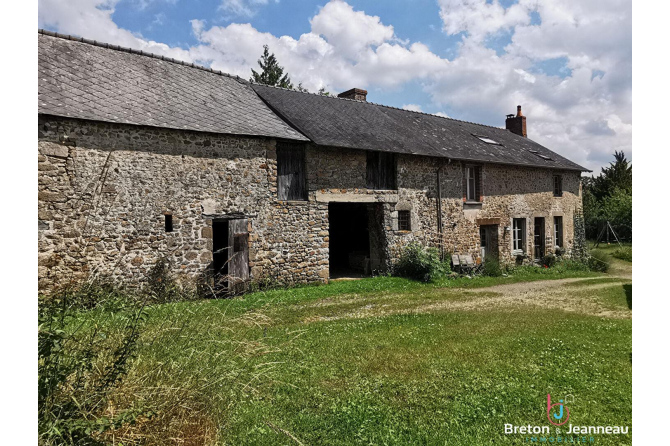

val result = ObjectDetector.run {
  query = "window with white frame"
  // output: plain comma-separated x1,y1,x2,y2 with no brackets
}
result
554,216,563,248
512,218,526,253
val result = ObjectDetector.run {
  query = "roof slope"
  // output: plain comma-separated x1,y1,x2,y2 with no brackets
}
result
38,31,307,141
252,84,587,171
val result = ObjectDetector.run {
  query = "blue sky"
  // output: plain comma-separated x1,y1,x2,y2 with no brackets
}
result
38,0,632,172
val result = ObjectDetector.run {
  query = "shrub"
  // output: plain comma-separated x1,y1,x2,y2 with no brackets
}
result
145,257,184,303
612,246,632,262
393,242,446,282
555,247,566,257
542,253,557,268
587,250,611,272
38,291,148,445
482,256,503,277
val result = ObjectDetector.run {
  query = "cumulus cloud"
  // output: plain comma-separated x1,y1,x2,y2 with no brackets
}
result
37,0,631,171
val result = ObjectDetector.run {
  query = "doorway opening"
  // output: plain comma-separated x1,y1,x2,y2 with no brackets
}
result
479,224,499,260
534,217,545,259
211,217,250,294
329,202,385,279
212,220,229,292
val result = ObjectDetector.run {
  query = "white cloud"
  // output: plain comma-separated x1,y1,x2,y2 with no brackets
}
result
438,0,532,42
402,104,423,112
37,0,631,172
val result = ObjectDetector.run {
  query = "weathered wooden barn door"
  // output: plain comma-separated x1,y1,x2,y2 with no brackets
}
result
277,143,306,201
534,217,545,259
228,218,249,293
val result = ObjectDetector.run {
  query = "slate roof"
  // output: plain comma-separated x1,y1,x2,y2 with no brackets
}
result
252,84,588,171
38,30,307,141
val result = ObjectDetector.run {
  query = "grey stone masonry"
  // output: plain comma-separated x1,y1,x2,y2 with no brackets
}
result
38,116,582,292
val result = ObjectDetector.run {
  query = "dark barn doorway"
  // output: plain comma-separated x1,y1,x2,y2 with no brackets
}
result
211,217,249,294
328,202,377,278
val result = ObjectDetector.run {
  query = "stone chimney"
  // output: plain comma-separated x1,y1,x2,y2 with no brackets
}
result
505,105,527,137
337,88,367,101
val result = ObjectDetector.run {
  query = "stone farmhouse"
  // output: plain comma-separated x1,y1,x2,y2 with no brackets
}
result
37,30,587,293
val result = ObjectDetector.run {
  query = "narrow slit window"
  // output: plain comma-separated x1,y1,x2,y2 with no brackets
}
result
398,210,411,231
165,214,173,232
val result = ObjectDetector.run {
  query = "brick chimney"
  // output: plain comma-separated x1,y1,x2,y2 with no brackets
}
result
337,88,367,101
505,105,527,137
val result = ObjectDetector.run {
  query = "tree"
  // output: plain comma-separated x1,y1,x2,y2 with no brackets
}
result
250,45,293,89
582,151,632,240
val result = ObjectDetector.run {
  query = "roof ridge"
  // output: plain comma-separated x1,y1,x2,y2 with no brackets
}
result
38,29,243,81
250,81,504,131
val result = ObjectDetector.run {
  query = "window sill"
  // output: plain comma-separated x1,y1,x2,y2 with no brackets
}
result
395,230,412,235
279,200,309,205
463,201,483,209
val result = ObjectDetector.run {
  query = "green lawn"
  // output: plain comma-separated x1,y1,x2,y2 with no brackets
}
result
69,266,631,445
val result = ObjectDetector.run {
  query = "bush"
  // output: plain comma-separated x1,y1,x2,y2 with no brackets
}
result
555,247,566,257
542,253,557,268
587,250,611,272
145,257,185,303
612,246,632,262
482,256,502,277
38,290,148,445
393,242,446,282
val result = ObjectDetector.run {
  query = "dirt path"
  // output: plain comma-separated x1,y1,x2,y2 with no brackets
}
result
301,276,632,323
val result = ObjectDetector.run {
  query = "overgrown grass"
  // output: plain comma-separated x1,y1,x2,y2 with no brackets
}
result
48,264,631,445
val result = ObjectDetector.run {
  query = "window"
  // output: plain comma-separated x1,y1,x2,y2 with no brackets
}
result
474,135,501,145
465,166,481,202
277,143,307,201
366,152,397,190
165,214,173,232
554,216,563,248
512,218,526,253
553,175,563,197
398,210,411,231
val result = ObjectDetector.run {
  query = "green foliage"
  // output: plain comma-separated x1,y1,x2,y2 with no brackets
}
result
38,291,148,445
573,210,589,262
612,246,632,262
587,249,611,272
542,253,557,268
144,257,184,303
482,256,502,277
392,242,447,282
582,151,632,240
250,45,293,89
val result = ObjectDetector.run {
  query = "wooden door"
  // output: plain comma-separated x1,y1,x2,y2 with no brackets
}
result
479,225,499,260
228,218,249,293
534,217,545,259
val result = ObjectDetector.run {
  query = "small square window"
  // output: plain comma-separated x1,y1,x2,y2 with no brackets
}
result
398,210,411,231
553,175,563,197
165,214,173,232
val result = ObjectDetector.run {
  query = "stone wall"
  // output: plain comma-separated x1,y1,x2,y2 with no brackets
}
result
38,115,582,292
37,116,329,291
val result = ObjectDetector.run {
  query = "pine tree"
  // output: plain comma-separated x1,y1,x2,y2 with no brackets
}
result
250,45,293,89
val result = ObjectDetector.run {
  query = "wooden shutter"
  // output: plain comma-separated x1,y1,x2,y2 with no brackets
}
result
228,218,249,293
367,152,396,190
277,143,307,201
